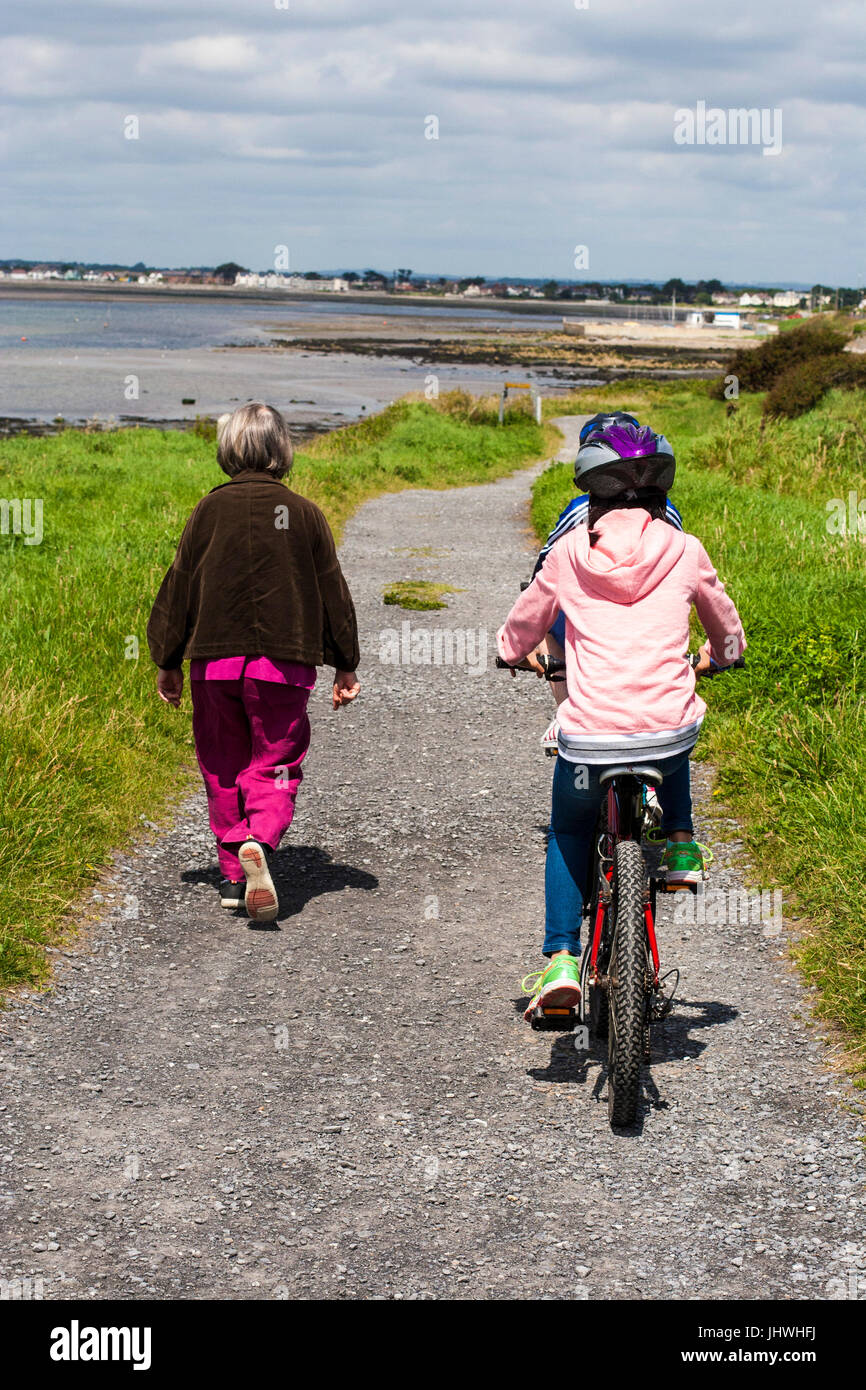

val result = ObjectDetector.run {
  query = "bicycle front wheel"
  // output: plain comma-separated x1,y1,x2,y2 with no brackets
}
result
607,840,647,1127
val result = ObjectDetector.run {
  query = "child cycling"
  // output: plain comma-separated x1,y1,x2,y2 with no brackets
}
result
530,412,684,749
496,422,745,1021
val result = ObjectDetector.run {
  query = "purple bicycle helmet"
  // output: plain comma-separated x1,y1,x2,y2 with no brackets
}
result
573,422,676,499
577,410,640,445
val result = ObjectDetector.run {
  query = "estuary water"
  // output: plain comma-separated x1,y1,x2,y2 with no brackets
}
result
0,292,585,433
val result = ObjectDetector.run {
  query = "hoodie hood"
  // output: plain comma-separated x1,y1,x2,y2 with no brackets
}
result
566,507,686,604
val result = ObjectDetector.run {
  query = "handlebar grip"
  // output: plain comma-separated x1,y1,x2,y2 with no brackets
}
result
496,654,566,679
689,653,746,676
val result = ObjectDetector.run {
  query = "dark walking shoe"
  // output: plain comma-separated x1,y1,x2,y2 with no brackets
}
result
238,840,279,922
219,879,244,909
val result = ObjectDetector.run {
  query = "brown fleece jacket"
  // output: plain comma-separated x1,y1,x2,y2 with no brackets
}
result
146,470,360,671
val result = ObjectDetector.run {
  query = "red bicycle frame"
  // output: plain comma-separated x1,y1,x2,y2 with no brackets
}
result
588,780,660,987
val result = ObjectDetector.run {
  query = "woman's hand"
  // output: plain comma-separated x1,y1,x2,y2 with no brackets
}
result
157,667,183,707
333,670,360,709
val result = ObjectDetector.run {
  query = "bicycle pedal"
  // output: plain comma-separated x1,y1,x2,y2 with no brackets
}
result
530,1005,576,1032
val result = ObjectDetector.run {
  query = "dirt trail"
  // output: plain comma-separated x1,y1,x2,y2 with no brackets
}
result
1,418,863,1301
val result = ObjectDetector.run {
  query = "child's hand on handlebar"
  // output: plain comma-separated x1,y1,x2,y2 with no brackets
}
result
523,649,547,679
693,641,713,677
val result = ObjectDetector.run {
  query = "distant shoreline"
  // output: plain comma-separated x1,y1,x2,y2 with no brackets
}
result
0,279,703,323
0,286,729,430
0,412,331,443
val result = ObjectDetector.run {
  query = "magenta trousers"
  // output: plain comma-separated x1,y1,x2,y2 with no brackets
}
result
191,677,311,879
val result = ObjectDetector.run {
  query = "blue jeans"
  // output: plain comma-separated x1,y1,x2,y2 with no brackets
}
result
549,610,567,648
543,752,694,957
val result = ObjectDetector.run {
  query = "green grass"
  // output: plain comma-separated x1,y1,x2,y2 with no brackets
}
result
383,580,458,611
0,396,556,992
536,381,866,1069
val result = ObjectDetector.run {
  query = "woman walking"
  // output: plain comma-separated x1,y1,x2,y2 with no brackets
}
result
147,403,360,921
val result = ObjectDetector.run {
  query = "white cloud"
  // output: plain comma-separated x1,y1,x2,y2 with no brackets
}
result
139,35,261,75
0,0,863,281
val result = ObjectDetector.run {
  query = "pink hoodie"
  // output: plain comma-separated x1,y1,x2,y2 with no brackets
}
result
497,509,745,763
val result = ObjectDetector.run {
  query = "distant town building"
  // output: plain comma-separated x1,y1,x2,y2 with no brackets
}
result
233,272,348,292
738,289,808,309
772,290,803,308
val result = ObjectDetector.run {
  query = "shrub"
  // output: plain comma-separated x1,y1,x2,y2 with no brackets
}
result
191,415,217,443
710,319,849,399
763,357,841,418
764,353,866,419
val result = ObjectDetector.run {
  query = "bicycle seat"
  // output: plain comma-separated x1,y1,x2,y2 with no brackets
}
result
598,764,663,786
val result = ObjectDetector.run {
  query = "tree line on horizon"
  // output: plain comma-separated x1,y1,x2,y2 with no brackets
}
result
1,258,860,307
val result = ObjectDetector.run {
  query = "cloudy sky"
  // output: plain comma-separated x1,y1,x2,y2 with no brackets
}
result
1,0,863,283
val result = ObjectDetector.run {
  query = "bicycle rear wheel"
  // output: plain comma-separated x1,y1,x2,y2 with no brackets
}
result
607,840,646,1127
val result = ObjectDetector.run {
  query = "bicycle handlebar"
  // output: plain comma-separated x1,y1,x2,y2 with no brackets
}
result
495,654,566,680
688,653,746,678
497,652,744,681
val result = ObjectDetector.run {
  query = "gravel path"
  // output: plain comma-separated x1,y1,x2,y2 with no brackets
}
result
1,419,864,1302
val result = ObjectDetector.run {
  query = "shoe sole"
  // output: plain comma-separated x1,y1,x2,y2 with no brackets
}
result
539,981,581,1008
664,869,703,885
238,841,278,921
524,978,581,1022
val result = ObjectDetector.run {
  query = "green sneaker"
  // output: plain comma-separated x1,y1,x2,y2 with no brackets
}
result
659,839,707,886
521,954,581,1023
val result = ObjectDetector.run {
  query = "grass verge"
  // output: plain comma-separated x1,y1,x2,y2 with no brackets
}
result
383,581,457,611
535,380,866,1072
0,395,557,991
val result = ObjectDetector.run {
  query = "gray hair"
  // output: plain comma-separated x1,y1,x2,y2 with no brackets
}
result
216,402,294,479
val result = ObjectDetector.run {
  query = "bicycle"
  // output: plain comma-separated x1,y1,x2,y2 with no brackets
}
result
498,650,743,1128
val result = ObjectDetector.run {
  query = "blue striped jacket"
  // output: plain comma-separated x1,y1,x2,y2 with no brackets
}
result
531,494,684,579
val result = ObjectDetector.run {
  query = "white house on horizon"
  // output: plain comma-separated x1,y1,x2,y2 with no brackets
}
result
233,273,349,292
